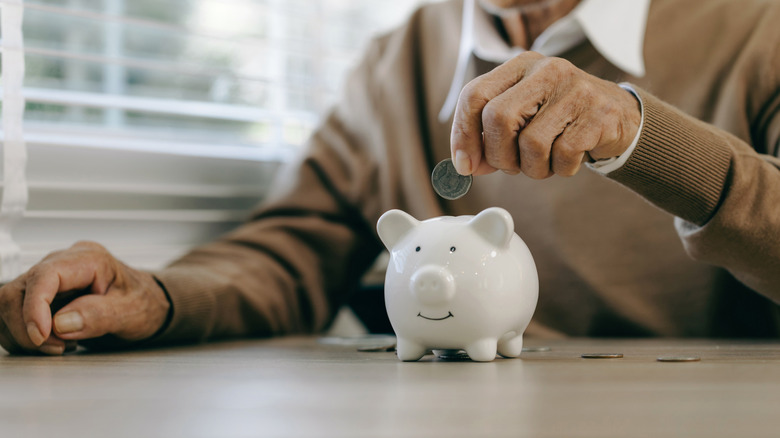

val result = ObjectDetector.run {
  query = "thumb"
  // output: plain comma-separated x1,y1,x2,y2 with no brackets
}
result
51,294,122,340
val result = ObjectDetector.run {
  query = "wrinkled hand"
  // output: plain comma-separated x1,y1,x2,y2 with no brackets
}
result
451,51,642,178
0,241,170,355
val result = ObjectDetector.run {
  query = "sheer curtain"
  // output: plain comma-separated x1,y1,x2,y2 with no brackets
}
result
0,0,432,281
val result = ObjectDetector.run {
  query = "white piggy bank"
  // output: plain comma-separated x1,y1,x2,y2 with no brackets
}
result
377,207,538,362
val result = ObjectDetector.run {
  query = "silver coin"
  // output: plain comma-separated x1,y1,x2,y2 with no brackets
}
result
522,346,551,352
432,158,473,200
437,351,472,361
357,344,396,352
657,356,700,362
581,353,623,359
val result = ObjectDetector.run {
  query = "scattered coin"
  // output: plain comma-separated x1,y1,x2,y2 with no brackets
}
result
522,346,551,352
581,353,624,359
657,356,700,362
437,351,472,361
357,344,396,352
432,158,473,200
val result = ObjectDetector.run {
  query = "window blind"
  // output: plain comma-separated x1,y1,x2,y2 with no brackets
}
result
0,0,432,281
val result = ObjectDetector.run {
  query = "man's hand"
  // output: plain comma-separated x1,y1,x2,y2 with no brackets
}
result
451,51,642,178
0,241,170,355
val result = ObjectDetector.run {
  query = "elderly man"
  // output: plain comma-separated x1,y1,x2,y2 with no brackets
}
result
1,0,779,355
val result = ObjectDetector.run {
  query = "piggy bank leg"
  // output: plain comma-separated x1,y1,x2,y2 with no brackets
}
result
465,339,498,362
497,332,523,358
396,338,427,361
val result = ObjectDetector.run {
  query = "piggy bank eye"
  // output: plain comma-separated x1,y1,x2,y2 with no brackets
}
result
415,246,421,252
450,246,456,253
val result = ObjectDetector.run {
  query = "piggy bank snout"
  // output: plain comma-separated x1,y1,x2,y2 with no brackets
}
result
410,265,455,305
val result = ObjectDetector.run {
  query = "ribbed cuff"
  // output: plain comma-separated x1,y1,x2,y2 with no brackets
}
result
147,266,219,346
608,87,733,226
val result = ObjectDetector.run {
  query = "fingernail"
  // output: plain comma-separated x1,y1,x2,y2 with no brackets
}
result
27,322,45,346
54,312,84,334
454,150,472,175
39,344,65,356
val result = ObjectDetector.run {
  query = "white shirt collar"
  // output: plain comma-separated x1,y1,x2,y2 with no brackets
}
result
439,0,651,122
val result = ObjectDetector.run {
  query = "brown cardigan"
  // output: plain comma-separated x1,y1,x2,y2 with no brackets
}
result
153,0,780,344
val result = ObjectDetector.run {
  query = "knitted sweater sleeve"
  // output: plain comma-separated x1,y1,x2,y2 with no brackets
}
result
607,88,780,300
142,2,444,345
147,39,392,345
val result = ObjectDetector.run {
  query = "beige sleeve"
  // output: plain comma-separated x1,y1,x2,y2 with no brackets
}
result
608,88,780,300
145,2,445,346
148,40,393,345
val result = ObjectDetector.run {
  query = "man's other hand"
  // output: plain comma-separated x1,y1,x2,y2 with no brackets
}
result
451,51,642,178
0,241,170,355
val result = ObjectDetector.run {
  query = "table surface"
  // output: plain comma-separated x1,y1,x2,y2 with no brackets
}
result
2,337,780,438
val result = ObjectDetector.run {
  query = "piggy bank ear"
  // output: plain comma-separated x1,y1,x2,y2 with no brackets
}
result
468,207,514,248
377,209,420,249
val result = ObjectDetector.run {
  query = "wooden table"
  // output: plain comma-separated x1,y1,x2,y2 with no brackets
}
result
2,337,780,437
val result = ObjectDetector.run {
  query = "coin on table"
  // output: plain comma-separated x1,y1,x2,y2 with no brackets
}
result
357,344,396,352
657,356,700,362
581,353,624,359
437,351,472,361
432,158,473,200
522,346,551,352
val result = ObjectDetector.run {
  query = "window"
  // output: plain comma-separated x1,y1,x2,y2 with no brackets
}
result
0,0,434,280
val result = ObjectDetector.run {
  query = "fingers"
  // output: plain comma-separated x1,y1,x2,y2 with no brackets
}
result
38,334,68,356
0,318,23,354
0,241,142,355
53,294,121,340
517,90,591,179
450,53,640,181
480,79,547,175
22,242,116,347
551,115,602,176
1,279,78,355
451,51,544,175
477,70,583,179
53,270,169,342
1,308,73,356
0,279,40,351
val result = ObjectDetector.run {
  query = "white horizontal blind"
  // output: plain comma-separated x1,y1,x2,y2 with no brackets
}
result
0,0,433,280
0,0,26,281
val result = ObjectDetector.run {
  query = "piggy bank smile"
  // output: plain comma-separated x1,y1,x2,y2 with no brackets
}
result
377,207,539,362
417,311,454,321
